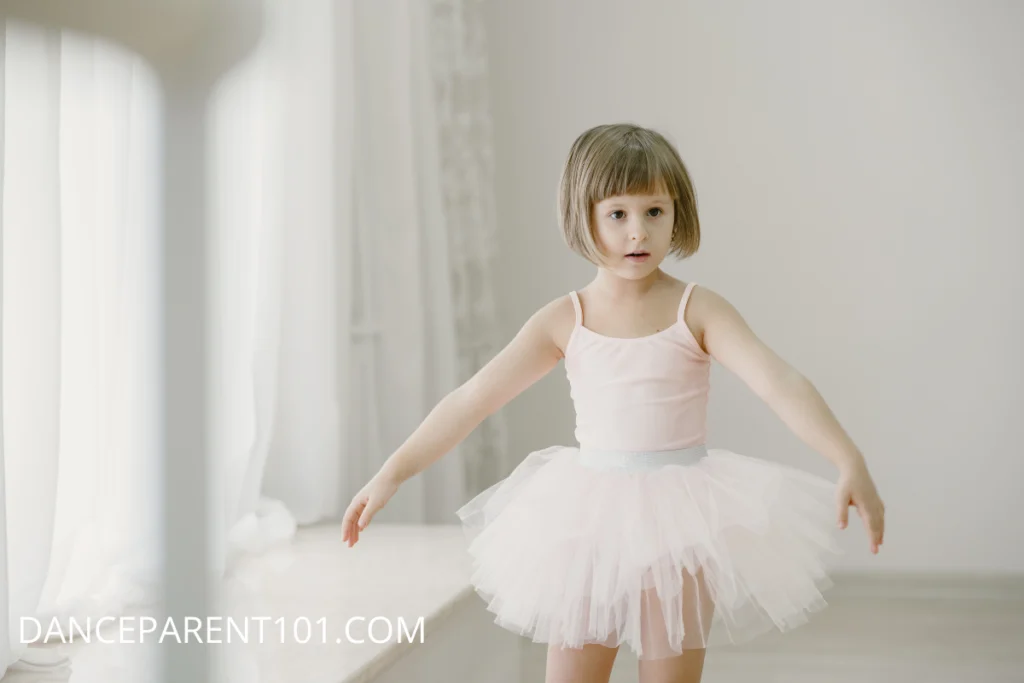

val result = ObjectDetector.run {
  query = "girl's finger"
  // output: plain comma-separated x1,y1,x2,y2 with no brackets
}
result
342,509,353,542
836,493,849,529
857,503,884,553
343,498,366,545
857,504,873,532
358,499,376,529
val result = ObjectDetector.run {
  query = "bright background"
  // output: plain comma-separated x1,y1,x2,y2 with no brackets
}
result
483,0,1024,573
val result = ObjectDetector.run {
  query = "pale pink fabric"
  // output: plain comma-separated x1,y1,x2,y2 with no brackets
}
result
566,282,709,452
456,281,842,660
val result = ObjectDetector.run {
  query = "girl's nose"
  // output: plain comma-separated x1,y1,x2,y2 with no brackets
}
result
629,221,649,241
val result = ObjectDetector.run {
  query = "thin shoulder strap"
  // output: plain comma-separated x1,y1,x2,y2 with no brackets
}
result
568,291,583,326
677,282,697,321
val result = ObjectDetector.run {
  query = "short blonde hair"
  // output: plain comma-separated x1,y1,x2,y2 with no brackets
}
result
558,123,700,265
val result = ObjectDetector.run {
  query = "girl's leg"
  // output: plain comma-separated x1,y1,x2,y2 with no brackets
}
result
637,649,707,683
545,642,620,683
637,567,715,683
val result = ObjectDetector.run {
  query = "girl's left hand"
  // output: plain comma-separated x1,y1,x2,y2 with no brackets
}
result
836,462,886,554
342,471,402,548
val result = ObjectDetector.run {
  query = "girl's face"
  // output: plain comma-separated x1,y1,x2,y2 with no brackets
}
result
591,185,675,277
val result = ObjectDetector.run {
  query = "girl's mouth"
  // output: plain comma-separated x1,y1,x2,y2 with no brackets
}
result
625,252,650,262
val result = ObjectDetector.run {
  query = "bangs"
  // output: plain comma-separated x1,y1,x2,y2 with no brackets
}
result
588,139,674,203
558,123,701,264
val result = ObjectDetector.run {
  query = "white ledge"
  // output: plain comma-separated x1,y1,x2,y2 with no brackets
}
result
225,523,476,683
5,524,478,683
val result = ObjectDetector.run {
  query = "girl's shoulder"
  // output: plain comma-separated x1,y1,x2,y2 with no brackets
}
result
644,275,725,356
680,282,763,358
552,292,580,357
518,292,578,359
651,276,710,354
679,279,709,354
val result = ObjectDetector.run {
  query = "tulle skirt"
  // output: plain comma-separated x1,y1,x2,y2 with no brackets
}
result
455,443,842,660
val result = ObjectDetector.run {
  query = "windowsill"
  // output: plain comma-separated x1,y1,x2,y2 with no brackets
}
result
2,524,478,683
228,523,476,683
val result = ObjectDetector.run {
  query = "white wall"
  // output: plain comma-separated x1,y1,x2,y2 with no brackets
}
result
481,0,1024,573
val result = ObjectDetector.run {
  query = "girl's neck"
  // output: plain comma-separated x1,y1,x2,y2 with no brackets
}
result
590,267,670,302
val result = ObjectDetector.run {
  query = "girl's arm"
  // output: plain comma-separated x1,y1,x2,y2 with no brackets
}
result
342,297,569,546
380,298,566,484
692,286,886,554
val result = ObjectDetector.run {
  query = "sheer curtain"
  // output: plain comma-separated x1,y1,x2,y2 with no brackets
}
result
338,0,508,526
0,0,506,676
0,12,313,674
0,25,163,673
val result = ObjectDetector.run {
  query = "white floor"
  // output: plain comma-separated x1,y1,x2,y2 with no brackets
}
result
536,582,1024,683
3,525,1022,683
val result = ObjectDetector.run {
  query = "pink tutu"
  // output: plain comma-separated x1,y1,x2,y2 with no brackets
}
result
456,443,842,660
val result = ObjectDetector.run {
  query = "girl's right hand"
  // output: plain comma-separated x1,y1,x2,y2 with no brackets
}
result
342,472,401,548
836,461,886,554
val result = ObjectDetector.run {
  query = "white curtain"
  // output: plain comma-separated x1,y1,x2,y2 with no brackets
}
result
253,0,343,526
339,0,508,525
422,0,509,497
0,0,506,676
1,25,163,673
0,12,313,674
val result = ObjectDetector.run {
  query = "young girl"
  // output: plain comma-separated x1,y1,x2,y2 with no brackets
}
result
342,123,885,683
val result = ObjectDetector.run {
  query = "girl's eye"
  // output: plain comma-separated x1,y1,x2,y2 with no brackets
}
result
608,207,664,220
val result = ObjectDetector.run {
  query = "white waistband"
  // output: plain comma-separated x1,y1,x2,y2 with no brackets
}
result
577,444,708,470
